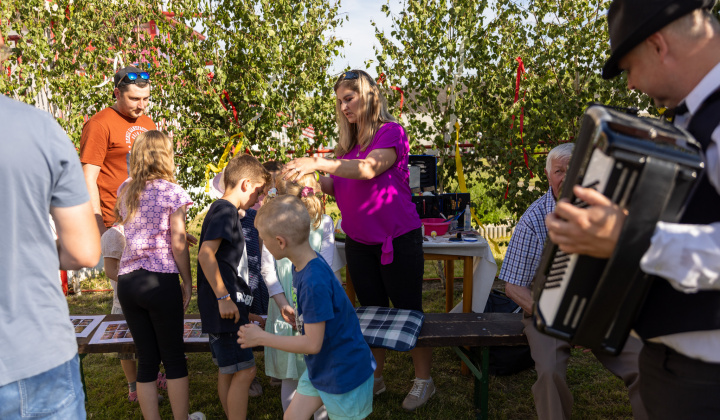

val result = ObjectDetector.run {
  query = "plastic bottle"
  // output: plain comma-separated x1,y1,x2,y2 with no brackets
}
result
464,204,472,231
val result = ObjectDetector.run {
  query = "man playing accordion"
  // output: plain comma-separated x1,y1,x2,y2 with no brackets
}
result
546,1,720,418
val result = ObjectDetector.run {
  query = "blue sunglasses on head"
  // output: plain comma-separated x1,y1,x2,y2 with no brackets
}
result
117,72,150,87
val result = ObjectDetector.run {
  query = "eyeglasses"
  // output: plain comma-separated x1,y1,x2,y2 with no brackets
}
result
343,71,359,80
117,72,150,87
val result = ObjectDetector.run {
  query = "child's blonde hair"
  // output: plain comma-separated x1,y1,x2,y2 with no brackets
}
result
115,130,175,224
255,195,310,246
333,69,397,157
272,173,323,229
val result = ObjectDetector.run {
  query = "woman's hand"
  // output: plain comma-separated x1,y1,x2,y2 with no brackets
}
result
283,157,317,182
237,323,265,348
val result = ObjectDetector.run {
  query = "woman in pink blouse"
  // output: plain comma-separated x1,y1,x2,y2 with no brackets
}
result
115,130,202,420
284,70,434,412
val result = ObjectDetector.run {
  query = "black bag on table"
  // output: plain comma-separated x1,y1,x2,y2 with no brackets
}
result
483,289,534,376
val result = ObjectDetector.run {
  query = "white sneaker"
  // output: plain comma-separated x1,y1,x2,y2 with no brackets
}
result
373,376,386,396
188,412,206,420
401,377,436,411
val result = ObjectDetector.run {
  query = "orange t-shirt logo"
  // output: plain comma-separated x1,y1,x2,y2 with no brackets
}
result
126,125,148,145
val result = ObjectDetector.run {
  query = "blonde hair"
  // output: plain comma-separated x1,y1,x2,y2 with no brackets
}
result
333,69,397,157
255,195,311,246
269,173,323,229
115,130,176,224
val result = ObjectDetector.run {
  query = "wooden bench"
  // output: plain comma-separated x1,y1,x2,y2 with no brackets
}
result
418,312,528,420
76,312,527,420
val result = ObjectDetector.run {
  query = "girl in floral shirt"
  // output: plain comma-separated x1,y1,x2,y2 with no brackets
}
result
115,130,203,420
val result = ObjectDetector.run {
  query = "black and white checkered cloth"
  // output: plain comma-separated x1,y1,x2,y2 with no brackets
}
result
355,306,425,352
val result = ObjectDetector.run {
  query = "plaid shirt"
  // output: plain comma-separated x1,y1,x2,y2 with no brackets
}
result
499,188,556,287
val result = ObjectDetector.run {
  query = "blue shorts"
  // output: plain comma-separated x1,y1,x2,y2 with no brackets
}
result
0,354,86,420
297,370,373,420
209,332,255,374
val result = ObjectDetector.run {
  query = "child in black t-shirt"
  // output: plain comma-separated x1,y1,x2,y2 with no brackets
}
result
197,154,270,420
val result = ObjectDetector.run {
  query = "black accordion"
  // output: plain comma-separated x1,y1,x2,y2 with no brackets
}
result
532,105,704,354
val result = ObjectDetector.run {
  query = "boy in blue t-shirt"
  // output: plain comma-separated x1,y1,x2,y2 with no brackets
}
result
238,195,376,420
197,154,269,420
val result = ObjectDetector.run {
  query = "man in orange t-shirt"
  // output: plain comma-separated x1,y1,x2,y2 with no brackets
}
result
80,66,156,234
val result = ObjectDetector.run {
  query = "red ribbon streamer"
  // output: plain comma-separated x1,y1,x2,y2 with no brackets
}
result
377,73,404,117
505,57,533,199
222,90,238,124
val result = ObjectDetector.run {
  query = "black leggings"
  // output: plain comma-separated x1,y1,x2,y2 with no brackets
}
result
345,228,425,311
117,269,188,382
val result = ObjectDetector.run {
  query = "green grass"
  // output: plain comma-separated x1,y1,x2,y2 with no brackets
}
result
68,276,634,419
66,213,635,419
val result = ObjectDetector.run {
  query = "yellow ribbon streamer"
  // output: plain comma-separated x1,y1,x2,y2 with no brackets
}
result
204,134,245,192
454,122,501,255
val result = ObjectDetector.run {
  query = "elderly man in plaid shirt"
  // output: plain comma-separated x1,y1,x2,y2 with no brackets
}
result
498,143,647,420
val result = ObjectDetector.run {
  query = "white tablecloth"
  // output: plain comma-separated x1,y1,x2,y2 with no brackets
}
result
332,237,497,313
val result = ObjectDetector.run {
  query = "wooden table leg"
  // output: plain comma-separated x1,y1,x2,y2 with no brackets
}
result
461,256,474,375
463,256,474,313
445,259,455,313
345,267,356,306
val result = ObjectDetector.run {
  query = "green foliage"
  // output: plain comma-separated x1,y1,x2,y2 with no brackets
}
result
374,0,652,219
1,0,344,218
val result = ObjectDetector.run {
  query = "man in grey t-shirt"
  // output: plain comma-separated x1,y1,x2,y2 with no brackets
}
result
0,88,101,417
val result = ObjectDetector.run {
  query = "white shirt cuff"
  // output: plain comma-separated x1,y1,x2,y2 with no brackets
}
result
640,221,720,293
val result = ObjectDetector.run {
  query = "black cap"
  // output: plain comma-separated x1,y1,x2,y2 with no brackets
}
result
602,0,716,79
113,66,145,88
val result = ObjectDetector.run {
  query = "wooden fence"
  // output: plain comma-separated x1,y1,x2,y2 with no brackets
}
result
479,224,514,240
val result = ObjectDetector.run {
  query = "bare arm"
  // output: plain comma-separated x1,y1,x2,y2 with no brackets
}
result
505,283,534,314
319,175,335,196
170,205,192,311
82,163,106,235
238,321,325,354
284,147,398,182
50,201,101,270
198,238,240,323
104,257,119,282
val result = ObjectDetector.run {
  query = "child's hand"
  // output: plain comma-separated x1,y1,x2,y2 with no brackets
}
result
280,304,296,327
186,233,198,247
237,323,264,348
249,313,266,329
181,283,192,312
218,298,240,323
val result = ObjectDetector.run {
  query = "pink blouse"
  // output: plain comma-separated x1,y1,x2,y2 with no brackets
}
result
118,179,192,275
330,122,421,264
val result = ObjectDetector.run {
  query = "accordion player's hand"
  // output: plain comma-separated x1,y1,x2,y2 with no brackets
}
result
545,185,626,259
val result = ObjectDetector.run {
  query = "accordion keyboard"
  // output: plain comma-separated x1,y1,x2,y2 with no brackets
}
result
537,249,580,328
